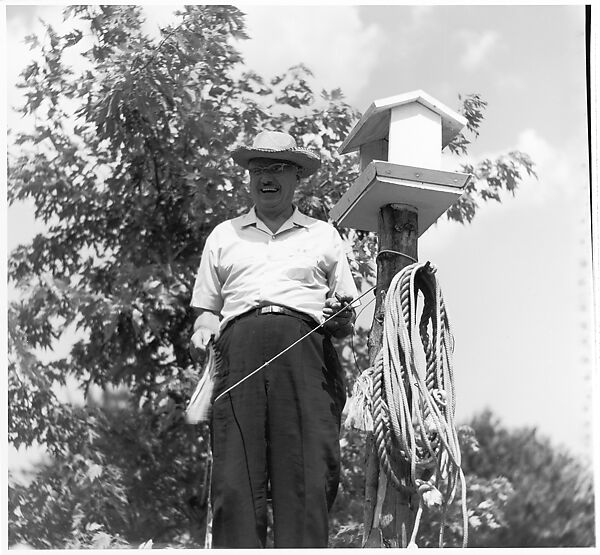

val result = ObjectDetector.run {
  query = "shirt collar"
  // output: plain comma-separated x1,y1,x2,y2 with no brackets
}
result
239,207,259,227
240,206,310,230
290,206,311,228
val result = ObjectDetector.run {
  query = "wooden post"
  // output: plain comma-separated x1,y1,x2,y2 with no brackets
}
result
330,90,471,549
363,203,419,548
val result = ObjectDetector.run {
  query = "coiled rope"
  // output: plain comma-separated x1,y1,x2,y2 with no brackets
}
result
346,261,468,548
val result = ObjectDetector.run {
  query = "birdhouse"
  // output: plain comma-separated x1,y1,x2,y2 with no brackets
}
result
330,90,472,235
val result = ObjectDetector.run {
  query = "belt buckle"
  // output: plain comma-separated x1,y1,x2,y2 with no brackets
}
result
259,305,285,316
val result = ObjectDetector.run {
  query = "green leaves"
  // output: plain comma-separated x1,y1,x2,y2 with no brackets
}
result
63,29,83,48
8,6,356,539
447,150,537,224
8,412,131,549
331,411,594,548
459,410,595,547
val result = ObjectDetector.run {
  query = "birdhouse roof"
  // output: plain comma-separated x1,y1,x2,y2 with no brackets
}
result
339,90,468,155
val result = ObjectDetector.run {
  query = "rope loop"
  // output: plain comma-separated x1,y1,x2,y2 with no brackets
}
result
376,249,418,264
367,261,468,548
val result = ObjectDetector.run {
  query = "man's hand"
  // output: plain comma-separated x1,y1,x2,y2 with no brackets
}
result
190,309,220,361
190,326,213,362
322,294,355,338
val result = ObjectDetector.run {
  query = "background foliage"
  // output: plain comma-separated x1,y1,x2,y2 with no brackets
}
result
7,5,593,548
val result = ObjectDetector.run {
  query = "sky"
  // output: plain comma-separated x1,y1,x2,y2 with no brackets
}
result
4,3,597,476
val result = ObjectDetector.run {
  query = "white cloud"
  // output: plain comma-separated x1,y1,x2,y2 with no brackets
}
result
239,6,384,105
409,6,435,29
445,128,586,208
427,127,589,255
458,30,499,71
513,128,587,204
495,72,524,91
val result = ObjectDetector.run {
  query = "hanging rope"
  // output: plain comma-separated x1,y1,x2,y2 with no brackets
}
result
345,261,468,548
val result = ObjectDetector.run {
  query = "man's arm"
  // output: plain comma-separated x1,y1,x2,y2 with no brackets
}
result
322,227,359,339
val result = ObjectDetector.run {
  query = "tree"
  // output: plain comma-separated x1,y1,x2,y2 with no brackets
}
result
8,5,537,547
460,410,595,547
329,410,516,547
330,406,595,548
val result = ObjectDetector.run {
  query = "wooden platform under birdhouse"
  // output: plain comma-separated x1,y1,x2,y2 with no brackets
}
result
329,160,471,236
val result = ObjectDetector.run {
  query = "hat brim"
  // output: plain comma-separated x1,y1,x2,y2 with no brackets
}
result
232,147,321,178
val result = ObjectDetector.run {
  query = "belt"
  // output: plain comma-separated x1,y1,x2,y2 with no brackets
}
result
226,305,318,331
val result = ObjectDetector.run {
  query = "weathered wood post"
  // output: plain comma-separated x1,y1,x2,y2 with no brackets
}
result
330,90,472,547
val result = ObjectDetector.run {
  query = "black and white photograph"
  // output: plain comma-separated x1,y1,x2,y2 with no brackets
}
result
5,3,598,549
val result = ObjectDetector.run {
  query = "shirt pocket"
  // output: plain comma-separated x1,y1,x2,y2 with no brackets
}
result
280,250,318,282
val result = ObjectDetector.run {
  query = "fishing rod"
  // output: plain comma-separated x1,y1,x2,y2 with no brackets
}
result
213,285,377,403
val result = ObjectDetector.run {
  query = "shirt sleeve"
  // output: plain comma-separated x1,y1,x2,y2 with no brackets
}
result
190,230,224,313
326,228,360,302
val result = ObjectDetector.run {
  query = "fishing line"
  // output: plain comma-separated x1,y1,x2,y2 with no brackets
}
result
350,293,377,375
214,285,377,404
228,393,263,546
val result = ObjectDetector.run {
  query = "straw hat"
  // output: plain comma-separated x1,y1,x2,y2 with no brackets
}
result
231,131,321,178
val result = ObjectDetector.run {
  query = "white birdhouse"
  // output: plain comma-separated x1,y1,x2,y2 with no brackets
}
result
330,90,473,236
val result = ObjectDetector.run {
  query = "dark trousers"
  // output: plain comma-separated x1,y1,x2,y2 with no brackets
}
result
210,312,346,548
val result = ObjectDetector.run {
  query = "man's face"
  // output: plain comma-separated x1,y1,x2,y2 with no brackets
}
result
248,158,300,216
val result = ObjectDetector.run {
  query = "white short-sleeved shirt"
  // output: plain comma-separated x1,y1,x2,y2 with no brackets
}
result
191,206,359,331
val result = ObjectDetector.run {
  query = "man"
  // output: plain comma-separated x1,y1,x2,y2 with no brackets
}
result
190,130,358,548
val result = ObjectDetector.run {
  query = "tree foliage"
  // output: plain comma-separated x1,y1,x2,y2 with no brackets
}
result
461,410,595,547
328,407,595,548
328,420,517,548
8,5,545,548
